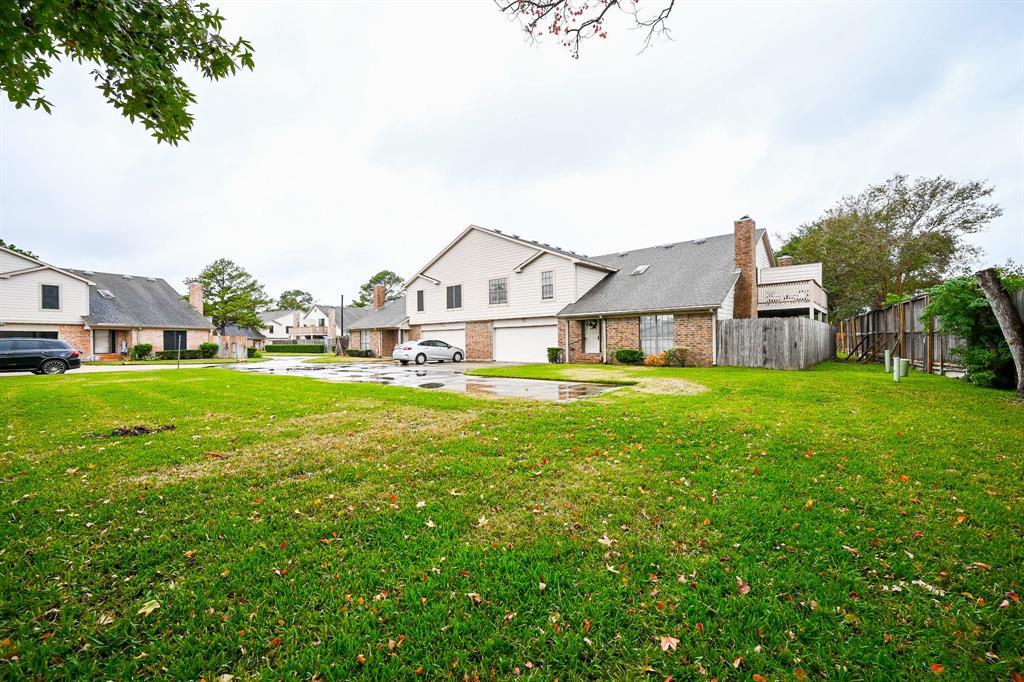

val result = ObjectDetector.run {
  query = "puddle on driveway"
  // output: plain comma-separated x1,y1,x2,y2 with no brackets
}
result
227,358,615,402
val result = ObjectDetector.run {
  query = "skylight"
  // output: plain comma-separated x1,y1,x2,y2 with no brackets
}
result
631,264,651,275
98,289,115,299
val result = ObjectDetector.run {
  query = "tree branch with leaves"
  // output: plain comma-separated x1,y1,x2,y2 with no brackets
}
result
496,0,676,58
186,258,271,332
1,0,254,144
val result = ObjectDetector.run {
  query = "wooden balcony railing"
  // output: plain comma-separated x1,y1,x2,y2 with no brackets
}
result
290,326,328,336
757,279,827,311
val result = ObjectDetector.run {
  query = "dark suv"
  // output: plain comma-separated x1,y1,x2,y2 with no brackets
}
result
0,338,82,374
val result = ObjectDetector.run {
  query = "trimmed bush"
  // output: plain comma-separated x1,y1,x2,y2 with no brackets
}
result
345,349,374,358
246,347,258,358
199,342,219,359
547,347,562,364
265,344,325,353
155,349,204,360
663,346,688,367
129,343,152,360
614,348,644,364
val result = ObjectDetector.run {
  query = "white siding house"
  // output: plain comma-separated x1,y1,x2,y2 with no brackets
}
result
0,248,91,334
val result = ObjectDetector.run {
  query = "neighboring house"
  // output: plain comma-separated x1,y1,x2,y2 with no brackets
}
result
0,245,214,360
219,324,267,349
399,218,826,365
348,289,410,357
260,305,370,345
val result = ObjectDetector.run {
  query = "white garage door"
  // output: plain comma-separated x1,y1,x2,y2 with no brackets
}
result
422,326,465,350
494,324,558,363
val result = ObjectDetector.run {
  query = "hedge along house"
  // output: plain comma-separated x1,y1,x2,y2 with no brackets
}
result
399,218,825,366
0,244,213,359
348,286,411,357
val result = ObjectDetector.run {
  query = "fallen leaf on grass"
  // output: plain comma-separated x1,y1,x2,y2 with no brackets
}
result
465,592,482,605
930,663,945,674
96,612,114,626
356,654,366,665
753,675,768,682
737,577,750,595
598,534,615,547
659,635,679,652
137,600,160,616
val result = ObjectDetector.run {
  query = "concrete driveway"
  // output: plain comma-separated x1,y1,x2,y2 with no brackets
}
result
228,356,616,402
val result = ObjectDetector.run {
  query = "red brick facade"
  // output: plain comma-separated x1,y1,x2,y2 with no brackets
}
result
673,312,715,367
733,217,758,319
465,320,493,361
58,324,91,356
558,313,715,367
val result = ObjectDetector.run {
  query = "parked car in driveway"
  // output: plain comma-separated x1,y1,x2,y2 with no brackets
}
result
392,339,464,365
0,338,82,374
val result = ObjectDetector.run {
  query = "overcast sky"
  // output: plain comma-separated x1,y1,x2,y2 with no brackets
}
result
1,0,1021,304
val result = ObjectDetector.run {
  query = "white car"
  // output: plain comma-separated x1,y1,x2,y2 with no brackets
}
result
393,339,464,365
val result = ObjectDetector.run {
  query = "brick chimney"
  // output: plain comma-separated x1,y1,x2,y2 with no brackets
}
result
292,310,301,330
188,283,204,315
733,216,758,319
373,284,386,311
778,254,794,267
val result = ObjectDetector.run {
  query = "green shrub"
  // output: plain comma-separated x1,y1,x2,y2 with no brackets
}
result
345,349,373,357
199,342,220,358
265,344,324,353
614,348,644,364
663,346,688,367
129,343,152,360
247,347,258,358
923,265,1024,389
155,349,204,360
547,347,562,364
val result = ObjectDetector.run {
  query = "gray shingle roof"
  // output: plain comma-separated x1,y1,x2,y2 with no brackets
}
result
221,324,266,339
258,309,292,323
315,304,370,328
68,270,213,329
558,230,764,317
348,298,408,330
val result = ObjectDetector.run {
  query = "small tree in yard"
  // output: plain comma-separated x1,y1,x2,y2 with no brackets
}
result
924,264,1024,393
186,259,271,333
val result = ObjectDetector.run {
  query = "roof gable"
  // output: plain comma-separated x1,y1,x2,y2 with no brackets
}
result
0,246,94,284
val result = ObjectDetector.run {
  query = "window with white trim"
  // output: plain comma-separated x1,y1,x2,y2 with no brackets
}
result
446,285,462,309
541,271,554,300
360,330,370,348
488,277,508,305
639,315,674,356
416,290,424,312
41,284,60,310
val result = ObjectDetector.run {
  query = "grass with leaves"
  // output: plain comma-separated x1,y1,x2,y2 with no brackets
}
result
0,362,1021,680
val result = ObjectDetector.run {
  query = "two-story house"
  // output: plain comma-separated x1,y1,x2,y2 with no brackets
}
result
369,217,825,365
0,245,214,359
260,304,369,345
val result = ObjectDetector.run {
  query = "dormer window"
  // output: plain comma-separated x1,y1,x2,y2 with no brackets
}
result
631,264,651,275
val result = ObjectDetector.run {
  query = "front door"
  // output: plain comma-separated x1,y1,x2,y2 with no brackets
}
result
584,321,601,354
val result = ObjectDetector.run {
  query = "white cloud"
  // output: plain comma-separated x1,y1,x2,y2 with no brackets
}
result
1,0,1020,303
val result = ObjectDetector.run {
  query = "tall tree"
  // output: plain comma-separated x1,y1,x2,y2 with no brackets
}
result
277,289,314,311
1,1,253,144
497,0,676,58
0,238,37,259
186,259,271,332
975,267,1024,396
353,270,403,308
779,174,1002,320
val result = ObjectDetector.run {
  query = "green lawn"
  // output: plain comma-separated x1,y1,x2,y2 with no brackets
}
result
85,357,269,366
0,363,1020,680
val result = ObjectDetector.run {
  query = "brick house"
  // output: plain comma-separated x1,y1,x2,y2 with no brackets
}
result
0,245,214,359
398,218,826,366
348,286,412,357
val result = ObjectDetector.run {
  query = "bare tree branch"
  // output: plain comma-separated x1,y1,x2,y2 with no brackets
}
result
496,0,676,58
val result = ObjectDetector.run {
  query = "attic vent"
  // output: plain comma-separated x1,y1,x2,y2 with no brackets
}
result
662,243,675,249
693,239,706,245
121,274,132,280
82,270,95,276
493,228,502,234
147,277,157,282
618,252,628,257
98,289,115,299
631,264,651,275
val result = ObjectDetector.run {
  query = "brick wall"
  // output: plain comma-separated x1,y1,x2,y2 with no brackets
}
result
606,317,641,360
674,312,714,367
733,217,758,319
406,326,421,341
135,328,211,351
562,319,603,363
371,329,398,357
465,320,493,361
58,324,91,356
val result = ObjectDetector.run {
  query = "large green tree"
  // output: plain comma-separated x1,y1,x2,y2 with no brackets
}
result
779,174,1002,320
1,0,254,144
186,259,270,332
276,289,313,311
353,270,403,308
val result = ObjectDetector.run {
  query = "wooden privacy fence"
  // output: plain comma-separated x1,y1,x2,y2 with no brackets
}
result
717,317,836,370
837,290,1024,374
